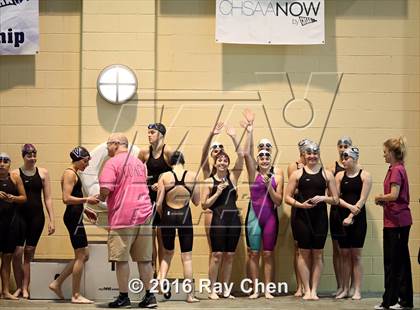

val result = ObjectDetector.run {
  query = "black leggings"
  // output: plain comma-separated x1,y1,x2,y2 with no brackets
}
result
382,226,413,308
210,209,241,253
160,204,193,253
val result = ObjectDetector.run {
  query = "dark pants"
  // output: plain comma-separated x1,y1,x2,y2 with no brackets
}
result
382,226,413,308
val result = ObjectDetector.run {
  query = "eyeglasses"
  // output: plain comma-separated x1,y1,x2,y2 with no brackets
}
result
24,152,37,157
258,151,271,158
211,144,224,150
0,157,11,164
148,124,158,130
106,141,120,146
258,143,272,149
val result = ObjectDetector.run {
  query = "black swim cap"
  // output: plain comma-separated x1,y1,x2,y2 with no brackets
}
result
148,123,166,136
70,146,90,162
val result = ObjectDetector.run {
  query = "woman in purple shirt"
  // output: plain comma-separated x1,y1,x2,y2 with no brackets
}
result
374,137,413,310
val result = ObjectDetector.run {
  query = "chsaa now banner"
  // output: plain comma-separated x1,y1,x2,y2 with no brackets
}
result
216,0,325,45
0,0,39,55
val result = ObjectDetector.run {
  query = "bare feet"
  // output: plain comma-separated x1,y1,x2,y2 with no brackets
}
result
249,292,259,299
222,293,235,299
2,292,19,300
12,288,22,298
22,289,30,299
294,288,303,297
208,292,219,300
187,295,199,303
265,292,274,299
333,288,343,297
352,292,362,300
302,292,312,300
48,281,64,299
336,290,349,299
71,295,94,304
310,291,319,300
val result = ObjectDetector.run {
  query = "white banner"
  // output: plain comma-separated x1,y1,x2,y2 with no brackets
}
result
216,0,324,45
0,0,39,55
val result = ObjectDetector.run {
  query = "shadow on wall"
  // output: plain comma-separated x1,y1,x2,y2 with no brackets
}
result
96,94,139,132
0,56,35,89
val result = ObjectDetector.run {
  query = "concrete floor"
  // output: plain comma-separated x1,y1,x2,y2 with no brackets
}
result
0,294,419,310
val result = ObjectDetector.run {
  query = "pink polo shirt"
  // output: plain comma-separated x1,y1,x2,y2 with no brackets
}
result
99,152,152,229
383,162,412,228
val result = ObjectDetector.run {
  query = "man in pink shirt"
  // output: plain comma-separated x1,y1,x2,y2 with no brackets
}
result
98,133,157,309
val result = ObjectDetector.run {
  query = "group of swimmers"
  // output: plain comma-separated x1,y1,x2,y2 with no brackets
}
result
0,108,413,308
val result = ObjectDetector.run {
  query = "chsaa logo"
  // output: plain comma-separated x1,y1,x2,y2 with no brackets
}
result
0,0,28,9
218,0,321,17
299,16,317,26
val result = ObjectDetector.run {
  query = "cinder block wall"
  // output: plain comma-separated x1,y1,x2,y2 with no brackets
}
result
0,0,82,258
1,0,419,293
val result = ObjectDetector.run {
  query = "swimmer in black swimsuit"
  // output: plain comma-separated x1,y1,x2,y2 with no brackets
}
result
12,144,55,299
199,121,241,262
285,142,339,300
156,151,200,303
201,150,244,300
328,136,352,297
0,152,27,300
286,138,312,297
335,147,372,300
48,146,98,304
138,123,173,275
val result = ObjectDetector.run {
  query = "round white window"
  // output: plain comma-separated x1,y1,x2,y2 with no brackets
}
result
97,64,138,104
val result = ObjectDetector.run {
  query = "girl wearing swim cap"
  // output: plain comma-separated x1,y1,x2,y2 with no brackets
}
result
328,136,353,297
286,138,312,297
0,153,27,300
12,144,55,299
199,120,241,265
49,146,99,304
244,145,283,298
201,149,244,300
335,146,372,300
285,142,339,300
242,109,284,299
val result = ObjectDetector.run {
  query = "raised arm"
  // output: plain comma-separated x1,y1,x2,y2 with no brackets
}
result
199,122,224,179
242,124,257,186
243,109,256,159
